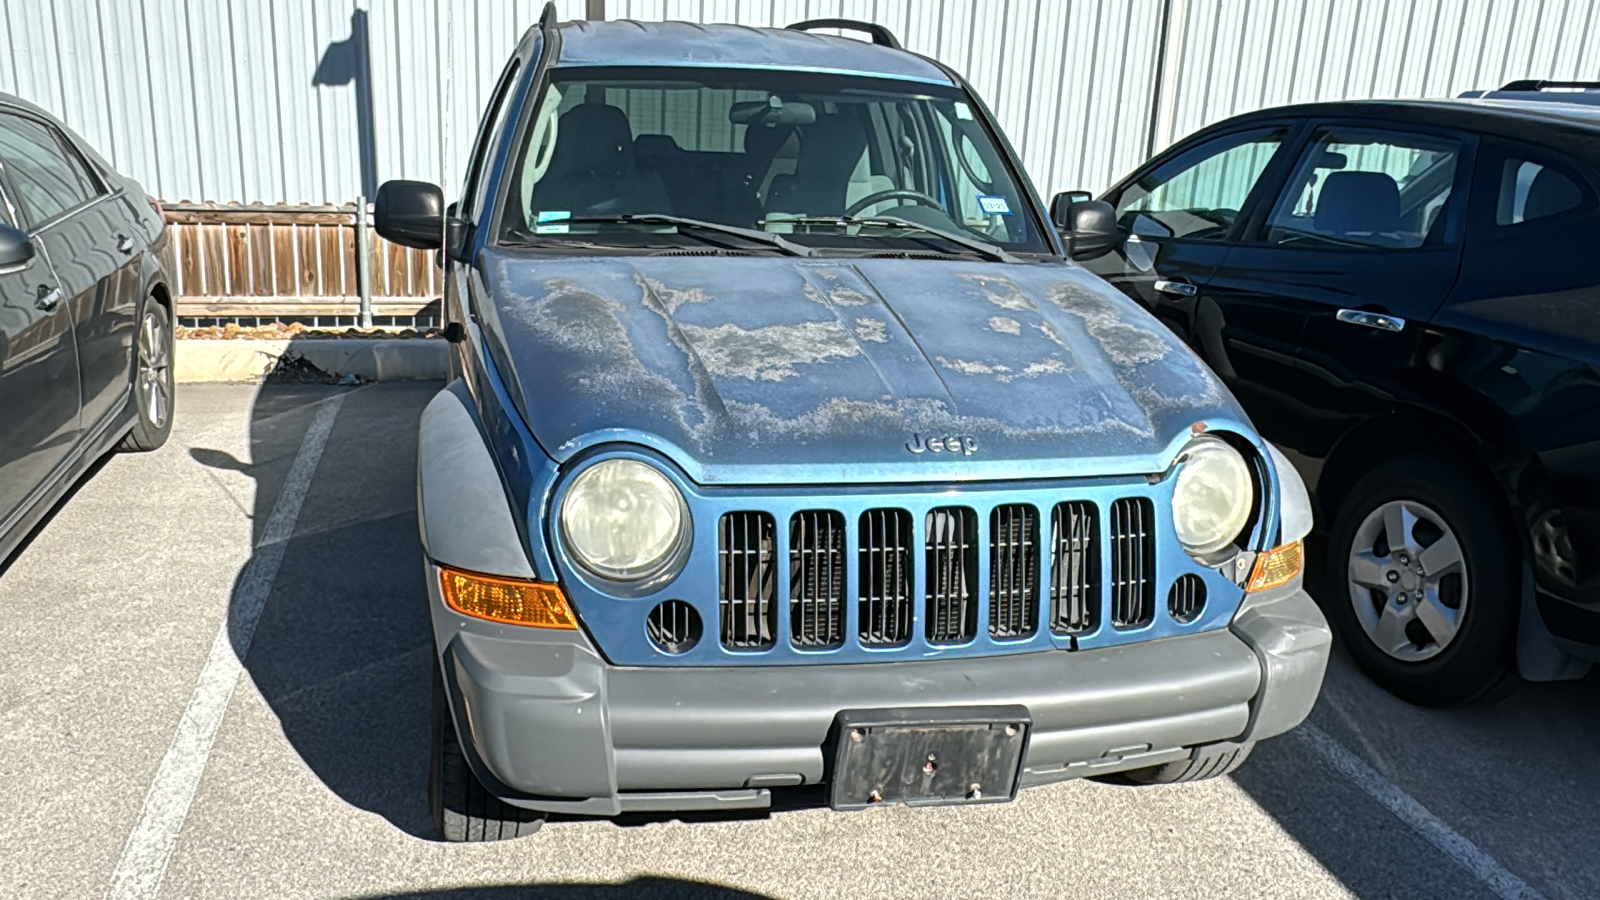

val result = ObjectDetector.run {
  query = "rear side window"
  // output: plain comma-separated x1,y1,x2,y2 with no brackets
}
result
0,113,100,226
1496,158,1586,225
1113,127,1287,241
1264,126,1460,250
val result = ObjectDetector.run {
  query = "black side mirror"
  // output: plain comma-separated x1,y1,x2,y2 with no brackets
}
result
374,180,466,256
1050,192,1118,260
0,223,35,270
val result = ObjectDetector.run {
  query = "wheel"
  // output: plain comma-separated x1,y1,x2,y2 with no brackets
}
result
119,297,174,452
429,665,546,842
1325,455,1519,706
1120,741,1255,785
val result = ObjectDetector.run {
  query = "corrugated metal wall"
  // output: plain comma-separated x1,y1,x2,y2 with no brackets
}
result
3,0,1598,207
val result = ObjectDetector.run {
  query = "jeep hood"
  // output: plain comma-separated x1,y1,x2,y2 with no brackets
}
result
481,254,1245,485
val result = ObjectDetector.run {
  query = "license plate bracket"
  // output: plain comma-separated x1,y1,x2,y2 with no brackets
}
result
830,706,1031,810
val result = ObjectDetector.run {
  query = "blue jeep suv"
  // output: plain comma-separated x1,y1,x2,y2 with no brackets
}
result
375,7,1331,840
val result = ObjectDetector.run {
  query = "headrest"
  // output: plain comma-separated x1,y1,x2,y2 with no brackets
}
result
1315,170,1400,235
548,104,634,176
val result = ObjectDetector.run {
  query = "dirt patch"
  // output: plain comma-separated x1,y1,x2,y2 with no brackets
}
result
177,322,440,341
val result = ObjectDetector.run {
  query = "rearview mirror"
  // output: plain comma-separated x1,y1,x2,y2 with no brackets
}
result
0,222,35,270
1050,192,1118,260
374,180,465,255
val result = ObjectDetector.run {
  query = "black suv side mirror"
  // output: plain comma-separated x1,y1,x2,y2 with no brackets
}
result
0,223,35,270
374,180,467,256
1050,191,1118,260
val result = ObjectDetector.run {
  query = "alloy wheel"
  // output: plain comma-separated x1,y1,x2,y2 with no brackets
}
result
137,308,173,429
1346,499,1468,662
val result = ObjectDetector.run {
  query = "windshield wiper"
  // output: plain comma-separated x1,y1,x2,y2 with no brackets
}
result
559,214,814,258
770,215,1018,263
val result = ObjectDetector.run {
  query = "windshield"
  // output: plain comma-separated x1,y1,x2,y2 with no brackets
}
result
497,66,1049,255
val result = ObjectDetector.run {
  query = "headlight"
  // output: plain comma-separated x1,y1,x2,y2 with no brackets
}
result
1172,438,1255,557
560,458,690,582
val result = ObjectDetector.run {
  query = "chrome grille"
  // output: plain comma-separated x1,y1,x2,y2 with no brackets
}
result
925,507,978,644
1168,574,1206,624
1049,501,1099,634
790,510,846,648
1110,498,1156,628
989,504,1040,639
719,511,777,649
858,508,914,646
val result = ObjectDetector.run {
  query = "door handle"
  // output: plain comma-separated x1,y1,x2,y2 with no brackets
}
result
35,285,63,312
116,234,136,254
1154,279,1198,297
1336,309,1406,333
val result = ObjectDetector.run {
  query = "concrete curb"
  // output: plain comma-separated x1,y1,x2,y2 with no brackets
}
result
175,338,448,383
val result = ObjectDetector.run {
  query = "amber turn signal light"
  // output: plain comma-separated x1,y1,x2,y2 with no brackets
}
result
439,566,578,629
1247,540,1304,593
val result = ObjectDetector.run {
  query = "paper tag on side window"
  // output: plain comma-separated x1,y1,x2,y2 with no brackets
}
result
977,195,1012,216
955,102,974,120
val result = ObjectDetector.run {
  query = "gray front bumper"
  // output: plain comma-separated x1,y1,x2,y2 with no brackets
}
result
435,579,1330,817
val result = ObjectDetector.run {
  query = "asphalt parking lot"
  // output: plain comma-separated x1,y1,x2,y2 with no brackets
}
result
2,382,1596,900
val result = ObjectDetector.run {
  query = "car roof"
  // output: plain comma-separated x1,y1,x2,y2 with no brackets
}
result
553,20,955,86
1190,98,1600,149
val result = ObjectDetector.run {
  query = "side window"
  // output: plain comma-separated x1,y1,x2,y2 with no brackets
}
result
0,113,99,226
1114,127,1287,241
1495,158,1586,225
1264,126,1460,250
462,59,522,218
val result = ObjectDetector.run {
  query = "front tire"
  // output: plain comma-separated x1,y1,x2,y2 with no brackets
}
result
1325,456,1519,706
429,665,546,842
119,297,174,452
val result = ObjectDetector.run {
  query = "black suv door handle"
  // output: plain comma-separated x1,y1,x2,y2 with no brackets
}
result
116,234,136,254
35,285,63,312
1154,279,1198,297
1336,309,1405,333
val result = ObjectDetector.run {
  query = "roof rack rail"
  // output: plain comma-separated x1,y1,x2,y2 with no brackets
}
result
539,1,559,34
786,18,903,50
1498,80,1600,92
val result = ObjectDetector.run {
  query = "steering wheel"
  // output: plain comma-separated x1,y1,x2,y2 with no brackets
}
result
845,189,944,218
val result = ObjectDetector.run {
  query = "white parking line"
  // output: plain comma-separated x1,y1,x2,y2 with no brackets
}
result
1297,723,1547,900
105,396,344,900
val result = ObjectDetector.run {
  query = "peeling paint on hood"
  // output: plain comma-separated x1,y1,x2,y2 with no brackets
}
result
484,253,1242,485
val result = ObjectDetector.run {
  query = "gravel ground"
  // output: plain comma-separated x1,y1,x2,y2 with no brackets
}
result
1,383,1594,900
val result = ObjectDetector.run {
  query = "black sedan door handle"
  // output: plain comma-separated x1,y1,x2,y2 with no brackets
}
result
1154,279,1198,297
116,234,136,254
1336,309,1406,332
35,285,63,312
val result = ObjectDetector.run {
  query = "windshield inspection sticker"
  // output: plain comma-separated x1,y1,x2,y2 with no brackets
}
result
955,102,974,120
534,210,570,234
977,195,1013,216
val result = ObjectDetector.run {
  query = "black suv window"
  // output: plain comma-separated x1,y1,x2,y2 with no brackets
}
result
1264,126,1460,250
1494,156,1587,225
0,113,100,226
1113,127,1287,241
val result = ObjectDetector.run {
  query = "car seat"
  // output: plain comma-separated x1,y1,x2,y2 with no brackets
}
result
529,104,672,217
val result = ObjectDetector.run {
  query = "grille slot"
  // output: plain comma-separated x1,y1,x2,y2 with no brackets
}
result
790,510,846,648
1050,501,1099,634
858,508,914,646
646,600,701,654
1168,574,1207,624
989,504,1040,639
719,511,777,650
925,507,978,643
1110,498,1156,628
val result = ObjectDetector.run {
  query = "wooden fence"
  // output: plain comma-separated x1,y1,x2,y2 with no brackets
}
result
165,203,440,320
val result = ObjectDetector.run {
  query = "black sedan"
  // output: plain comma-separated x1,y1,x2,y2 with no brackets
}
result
0,94,174,568
1060,85,1600,706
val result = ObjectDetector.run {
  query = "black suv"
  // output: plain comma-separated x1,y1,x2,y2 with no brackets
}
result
1065,85,1600,706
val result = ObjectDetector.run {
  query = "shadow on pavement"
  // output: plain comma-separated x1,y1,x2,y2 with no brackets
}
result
1232,630,1600,899
195,380,442,838
343,878,775,899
